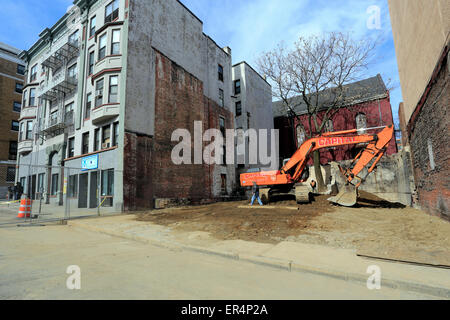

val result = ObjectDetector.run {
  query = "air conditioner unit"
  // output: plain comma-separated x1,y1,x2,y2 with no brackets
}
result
102,142,110,149
96,90,103,96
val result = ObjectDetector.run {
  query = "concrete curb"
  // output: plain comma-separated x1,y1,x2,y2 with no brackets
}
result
68,220,450,299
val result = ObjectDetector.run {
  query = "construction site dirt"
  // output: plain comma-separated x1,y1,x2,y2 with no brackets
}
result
137,192,450,266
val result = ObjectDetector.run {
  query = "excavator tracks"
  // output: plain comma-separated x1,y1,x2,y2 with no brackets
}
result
295,185,311,204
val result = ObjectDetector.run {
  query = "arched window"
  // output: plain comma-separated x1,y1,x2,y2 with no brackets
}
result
356,113,367,133
296,125,306,147
324,119,333,133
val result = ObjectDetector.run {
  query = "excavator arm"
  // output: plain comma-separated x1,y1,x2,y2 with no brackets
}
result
240,125,394,206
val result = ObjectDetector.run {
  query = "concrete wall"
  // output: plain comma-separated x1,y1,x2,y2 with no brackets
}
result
388,0,450,124
330,149,414,206
233,62,276,172
125,0,232,137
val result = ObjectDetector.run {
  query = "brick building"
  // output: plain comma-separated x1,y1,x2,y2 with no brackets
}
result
273,75,398,165
389,0,449,219
0,42,25,199
16,0,272,211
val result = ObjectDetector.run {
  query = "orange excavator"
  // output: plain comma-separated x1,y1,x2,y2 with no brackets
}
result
240,125,394,207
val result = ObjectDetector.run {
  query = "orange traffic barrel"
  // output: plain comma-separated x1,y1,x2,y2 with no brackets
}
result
17,198,32,218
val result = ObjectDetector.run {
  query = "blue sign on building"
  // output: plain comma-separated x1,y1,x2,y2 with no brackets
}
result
81,154,99,171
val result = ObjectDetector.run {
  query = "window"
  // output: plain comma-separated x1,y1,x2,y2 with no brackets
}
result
30,64,37,82
102,125,111,149
356,113,367,133
105,0,119,23
111,30,120,55
26,121,33,140
15,82,23,93
85,93,92,119
427,138,435,170
94,128,100,151
101,169,114,206
37,173,45,194
11,121,19,131
13,101,21,113
68,30,79,46
29,88,36,106
218,64,224,81
95,78,104,107
324,119,333,133
98,33,107,60
234,79,241,95
89,16,96,37
68,137,75,158
221,174,227,193
219,89,224,108
50,110,58,126
113,122,119,147
65,103,74,124
68,175,78,198
68,63,77,80
219,117,226,165
6,167,15,183
108,75,118,103
88,51,95,75
17,64,25,75
235,101,242,117
20,177,26,190
82,132,89,154
296,125,306,147
51,174,59,195
22,90,27,107
19,122,24,141
9,141,17,160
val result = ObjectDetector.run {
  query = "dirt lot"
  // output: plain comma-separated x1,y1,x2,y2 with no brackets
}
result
137,192,450,266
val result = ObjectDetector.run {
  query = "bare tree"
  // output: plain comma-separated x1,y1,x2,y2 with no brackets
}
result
258,32,378,192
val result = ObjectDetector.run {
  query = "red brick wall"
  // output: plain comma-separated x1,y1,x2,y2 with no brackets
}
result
409,52,449,220
123,132,153,211
123,50,235,210
152,50,234,201
276,96,398,165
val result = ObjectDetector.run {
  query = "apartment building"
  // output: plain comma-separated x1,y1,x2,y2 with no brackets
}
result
17,0,275,211
0,42,25,199
232,62,276,175
389,0,449,218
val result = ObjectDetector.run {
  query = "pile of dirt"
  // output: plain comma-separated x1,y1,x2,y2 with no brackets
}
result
137,192,450,265
137,195,335,243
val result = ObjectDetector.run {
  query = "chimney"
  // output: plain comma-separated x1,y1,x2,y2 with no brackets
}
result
223,46,232,56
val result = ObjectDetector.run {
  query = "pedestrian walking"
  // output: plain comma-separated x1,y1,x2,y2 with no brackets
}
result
251,181,263,206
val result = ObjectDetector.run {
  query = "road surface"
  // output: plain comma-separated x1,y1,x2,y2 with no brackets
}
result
0,224,435,299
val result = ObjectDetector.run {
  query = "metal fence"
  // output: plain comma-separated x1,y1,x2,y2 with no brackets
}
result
0,164,122,226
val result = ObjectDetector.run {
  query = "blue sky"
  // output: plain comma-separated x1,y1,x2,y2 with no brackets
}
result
0,0,402,124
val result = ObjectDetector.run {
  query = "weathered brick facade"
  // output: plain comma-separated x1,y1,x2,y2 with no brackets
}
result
0,47,24,198
123,50,234,210
409,50,449,220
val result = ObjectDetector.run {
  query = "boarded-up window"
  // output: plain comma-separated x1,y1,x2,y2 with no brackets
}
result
296,125,306,147
324,119,333,133
356,113,367,133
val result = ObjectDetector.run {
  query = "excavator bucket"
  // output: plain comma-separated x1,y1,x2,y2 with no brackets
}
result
328,183,358,207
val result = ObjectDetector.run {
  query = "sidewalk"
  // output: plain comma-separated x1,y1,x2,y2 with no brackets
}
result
68,214,450,299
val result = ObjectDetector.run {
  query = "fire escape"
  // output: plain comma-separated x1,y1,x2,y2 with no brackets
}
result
38,39,79,139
